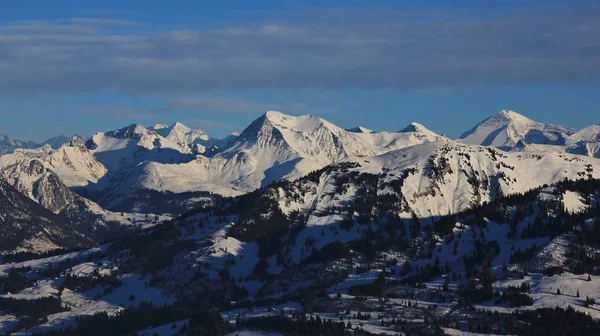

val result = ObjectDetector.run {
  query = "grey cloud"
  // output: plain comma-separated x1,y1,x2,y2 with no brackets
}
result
77,106,160,121
0,4,599,96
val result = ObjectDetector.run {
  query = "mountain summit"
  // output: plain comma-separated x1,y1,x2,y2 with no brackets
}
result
459,110,575,148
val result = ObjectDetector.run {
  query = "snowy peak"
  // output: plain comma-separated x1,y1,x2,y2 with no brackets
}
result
0,143,107,188
147,122,210,154
347,126,374,133
169,121,192,134
0,134,39,154
105,124,151,140
42,133,74,149
460,110,574,148
400,122,438,136
496,109,533,123
228,111,380,162
568,124,600,144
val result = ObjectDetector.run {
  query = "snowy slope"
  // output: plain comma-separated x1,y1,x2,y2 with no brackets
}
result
460,110,574,148
219,140,600,263
566,125,600,158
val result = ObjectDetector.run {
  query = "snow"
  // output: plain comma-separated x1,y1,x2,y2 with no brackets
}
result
138,319,189,336
11,274,173,335
459,110,574,148
0,143,106,188
0,246,108,276
1,279,60,300
129,111,445,197
567,124,600,145
563,191,587,214
328,271,381,293
478,273,600,319
0,315,19,334
443,328,506,336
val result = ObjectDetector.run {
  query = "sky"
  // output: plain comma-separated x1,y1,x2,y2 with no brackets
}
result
1,0,599,141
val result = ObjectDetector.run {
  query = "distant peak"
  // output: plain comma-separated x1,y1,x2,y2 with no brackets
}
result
493,110,530,122
108,124,149,139
263,110,289,120
400,122,428,133
170,122,191,132
347,126,373,133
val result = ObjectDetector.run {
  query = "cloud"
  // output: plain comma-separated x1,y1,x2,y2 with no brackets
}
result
0,4,599,96
77,105,159,120
163,96,287,114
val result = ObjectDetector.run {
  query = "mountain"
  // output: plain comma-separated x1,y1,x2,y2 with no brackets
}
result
134,112,447,203
566,125,600,158
1,139,599,334
0,134,39,155
0,143,164,253
460,111,600,159
149,122,212,154
1,110,600,334
0,178,93,254
46,112,443,214
41,133,77,149
459,110,575,148
0,142,107,188
347,126,374,133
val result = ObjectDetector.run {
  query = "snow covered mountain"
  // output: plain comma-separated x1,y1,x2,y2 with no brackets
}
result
459,110,575,148
0,143,164,253
0,142,107,188
36,111,442,213
40,133,78,149
0,134,39,155
2,110,600,335
566,125,600,158
135,112,447,202
2,110,598,218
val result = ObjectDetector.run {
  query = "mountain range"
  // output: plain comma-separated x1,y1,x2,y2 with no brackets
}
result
1,109,600,335
0,109,598,253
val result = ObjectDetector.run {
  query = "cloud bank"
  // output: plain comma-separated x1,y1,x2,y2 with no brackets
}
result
0,4,599,96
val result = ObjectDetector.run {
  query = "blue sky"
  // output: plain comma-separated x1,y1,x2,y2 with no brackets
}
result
1,0,599,141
